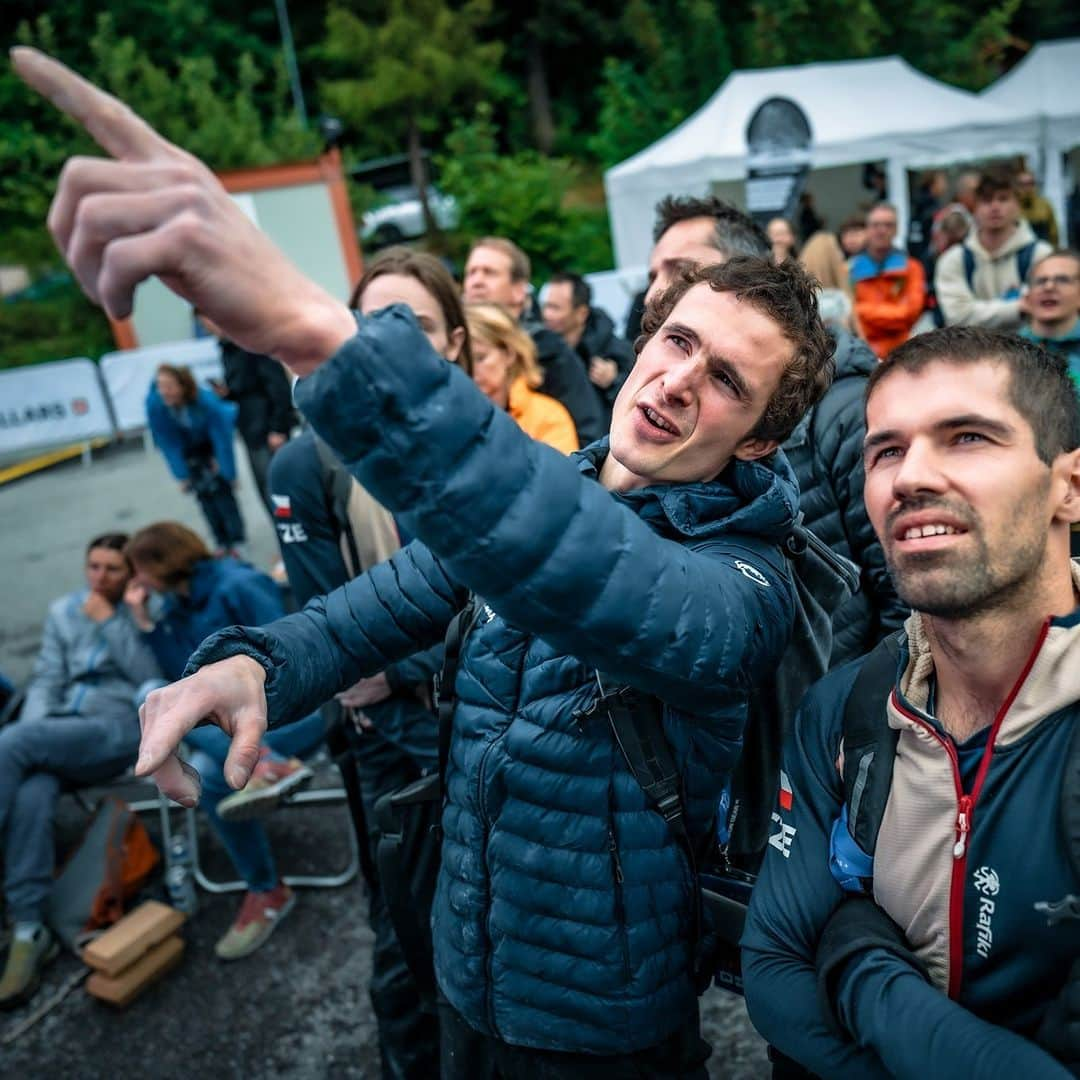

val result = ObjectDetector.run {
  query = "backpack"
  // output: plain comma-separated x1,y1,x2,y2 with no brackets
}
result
962,241,1037,294
840,631,1080,923
45,797,160,952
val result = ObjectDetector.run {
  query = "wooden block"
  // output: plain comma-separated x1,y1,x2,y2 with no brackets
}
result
82,901,186,977
86,934,184,1007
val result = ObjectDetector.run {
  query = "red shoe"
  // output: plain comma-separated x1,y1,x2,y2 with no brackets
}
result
217,751,313,822
214,883,295,960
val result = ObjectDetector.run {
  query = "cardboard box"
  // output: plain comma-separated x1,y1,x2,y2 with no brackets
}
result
82,900,186,977
86,934,184,1007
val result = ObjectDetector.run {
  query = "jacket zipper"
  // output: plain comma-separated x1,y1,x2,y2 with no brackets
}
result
890,618,1049,999
609,812,630,984
475,730,507,1033
608,768,632,983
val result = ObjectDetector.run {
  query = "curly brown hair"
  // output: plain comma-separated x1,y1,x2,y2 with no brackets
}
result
636,257,834,444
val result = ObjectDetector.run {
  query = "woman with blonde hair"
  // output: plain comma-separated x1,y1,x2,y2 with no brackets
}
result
466,303,579,454
799,229,852,297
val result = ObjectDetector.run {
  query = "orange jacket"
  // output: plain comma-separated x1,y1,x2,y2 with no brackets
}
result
850,249,926,359
508,377,579,455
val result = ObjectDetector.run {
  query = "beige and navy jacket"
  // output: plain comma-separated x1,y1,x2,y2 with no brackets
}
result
743,602,1080,1079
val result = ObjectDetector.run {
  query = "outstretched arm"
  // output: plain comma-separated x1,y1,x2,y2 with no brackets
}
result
14,48,794,793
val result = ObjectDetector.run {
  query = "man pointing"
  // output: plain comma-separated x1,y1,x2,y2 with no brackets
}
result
13,48,834,1076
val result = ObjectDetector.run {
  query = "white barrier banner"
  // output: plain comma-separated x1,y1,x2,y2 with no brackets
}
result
0,358,115,455
99,337,223,433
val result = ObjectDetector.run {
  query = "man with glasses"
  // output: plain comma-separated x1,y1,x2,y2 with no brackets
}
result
1021,251,1080,388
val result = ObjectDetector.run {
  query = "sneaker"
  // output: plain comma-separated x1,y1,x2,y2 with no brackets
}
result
0,923,59,1009
214,883,295,961
217,754,313,822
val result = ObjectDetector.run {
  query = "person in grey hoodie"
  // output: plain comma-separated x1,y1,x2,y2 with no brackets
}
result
935,168,1053,329
0,533,161,1008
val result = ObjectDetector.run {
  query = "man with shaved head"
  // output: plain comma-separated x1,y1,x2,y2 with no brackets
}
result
743,327,1080,1078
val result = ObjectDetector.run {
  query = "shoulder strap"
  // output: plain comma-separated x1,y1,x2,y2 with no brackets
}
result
963,246,976,291
435,596,481,785
1017,241,1037,287
313,435,362,576
842,632,903,857
602,682,689,848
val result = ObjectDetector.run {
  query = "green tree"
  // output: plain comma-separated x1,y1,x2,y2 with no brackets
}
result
0,8,320,364
589,0,733,167
319,0,503,235
87,15,319,167
873,0,1024,90
439,104,611,276
740,0,883,68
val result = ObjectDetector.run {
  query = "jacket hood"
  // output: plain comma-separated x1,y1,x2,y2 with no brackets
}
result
580,307,618,354
965,219,1039,261
574,438,798,545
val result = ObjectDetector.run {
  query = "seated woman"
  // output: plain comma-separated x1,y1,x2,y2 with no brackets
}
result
465,303,579,454
0,533,161,1008
124,522,324,961
145,364,247,556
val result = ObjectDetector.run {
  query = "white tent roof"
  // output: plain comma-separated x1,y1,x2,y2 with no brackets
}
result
981,39,1080,150
604,56,1037,268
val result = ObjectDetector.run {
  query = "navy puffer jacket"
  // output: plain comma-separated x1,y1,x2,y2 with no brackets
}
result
782,330,907,665
189,307,798,1054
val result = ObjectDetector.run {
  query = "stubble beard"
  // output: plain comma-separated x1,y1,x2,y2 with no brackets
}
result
886,492,1049,621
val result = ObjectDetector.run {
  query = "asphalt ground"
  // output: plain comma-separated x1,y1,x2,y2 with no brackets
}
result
0,439,769,1078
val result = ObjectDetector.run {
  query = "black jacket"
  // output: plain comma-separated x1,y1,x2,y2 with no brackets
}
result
523,318,606,445
219,339,297,449
575,307,636,421
781,330,907,665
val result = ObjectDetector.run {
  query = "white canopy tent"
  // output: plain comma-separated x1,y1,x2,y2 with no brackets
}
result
981,39,1080,241
604,56,1038,270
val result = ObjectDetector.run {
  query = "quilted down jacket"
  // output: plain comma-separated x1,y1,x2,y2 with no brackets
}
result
188,306,798,1054
782,330,908,666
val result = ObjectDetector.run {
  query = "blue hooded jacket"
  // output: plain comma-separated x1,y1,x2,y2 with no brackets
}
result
145,383,239,482
188,307,799,1054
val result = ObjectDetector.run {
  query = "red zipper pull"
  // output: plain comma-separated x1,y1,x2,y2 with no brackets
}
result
953,795,973,858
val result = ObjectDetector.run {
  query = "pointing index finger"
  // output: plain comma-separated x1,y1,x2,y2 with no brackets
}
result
10,46,185,164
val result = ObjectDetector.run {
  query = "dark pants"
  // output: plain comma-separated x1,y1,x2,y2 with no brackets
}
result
352,731,439,1080
186,452,245,549
438,1000,711,1080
